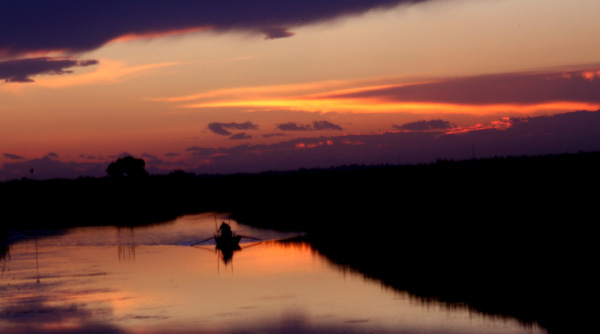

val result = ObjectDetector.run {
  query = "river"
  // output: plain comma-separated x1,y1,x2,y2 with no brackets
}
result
0,213,544,334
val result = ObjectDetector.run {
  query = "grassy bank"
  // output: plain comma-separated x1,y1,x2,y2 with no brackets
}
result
228,152,598,334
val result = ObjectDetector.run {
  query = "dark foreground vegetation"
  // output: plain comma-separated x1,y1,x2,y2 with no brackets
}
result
1,151,599,333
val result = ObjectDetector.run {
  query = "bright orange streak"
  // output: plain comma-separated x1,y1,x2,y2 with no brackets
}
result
152,75,422,104
182,97,600,115
109,26,212,43
153,80,358,103
305,81,434,99
443,117,513,135
160,69,600,116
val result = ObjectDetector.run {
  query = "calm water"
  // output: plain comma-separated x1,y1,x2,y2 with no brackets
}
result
0,213,545,334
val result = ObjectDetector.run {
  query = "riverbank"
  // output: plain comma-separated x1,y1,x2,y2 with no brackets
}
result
228,152,598,334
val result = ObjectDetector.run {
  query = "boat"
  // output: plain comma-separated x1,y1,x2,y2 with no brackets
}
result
215,233,242,250
190,221,261,265
215,222,241,250
215,230,241,264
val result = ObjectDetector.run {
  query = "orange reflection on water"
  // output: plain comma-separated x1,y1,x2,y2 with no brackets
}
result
0,229,546,334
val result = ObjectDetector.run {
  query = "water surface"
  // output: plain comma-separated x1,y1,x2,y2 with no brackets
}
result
0,213,545,334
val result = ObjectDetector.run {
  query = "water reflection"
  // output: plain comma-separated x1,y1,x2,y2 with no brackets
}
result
117,227,137,262
0,244,9,277
118,245,136,261
0,214,546,334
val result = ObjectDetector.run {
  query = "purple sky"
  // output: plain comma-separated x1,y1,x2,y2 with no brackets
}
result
2,110,599,180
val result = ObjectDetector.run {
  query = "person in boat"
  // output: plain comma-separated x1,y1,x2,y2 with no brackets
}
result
218,222,233,238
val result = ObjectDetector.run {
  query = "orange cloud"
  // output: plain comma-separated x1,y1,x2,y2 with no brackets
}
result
159,69,600,116
444,117,513,135
295,140,334,149
182,98,600,116
154,79,356,103
582,70,600,81
108,26,212,44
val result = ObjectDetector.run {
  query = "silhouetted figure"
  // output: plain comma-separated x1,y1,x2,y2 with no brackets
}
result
106,156,149,177
215,222,241,256
218,222,233,238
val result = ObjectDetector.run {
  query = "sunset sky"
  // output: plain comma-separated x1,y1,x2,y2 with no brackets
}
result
2,0,600,179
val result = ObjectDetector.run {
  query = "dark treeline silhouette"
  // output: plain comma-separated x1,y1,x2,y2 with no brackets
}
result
106,155,149,178
1,151,598,333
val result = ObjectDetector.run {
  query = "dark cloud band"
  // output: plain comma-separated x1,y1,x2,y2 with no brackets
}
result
313,121,343,131
3,153,25,160
208,121,259,136
394,120,456,131
330,70,600,105
277,122,312,131
0,1,426,57
230,132,252,140
0,57,98,82
277,121,343,131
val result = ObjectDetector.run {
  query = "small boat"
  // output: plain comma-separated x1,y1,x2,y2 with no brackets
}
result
191,221,261,266
215,222,241,250
215,233,242,250
215,224,241,264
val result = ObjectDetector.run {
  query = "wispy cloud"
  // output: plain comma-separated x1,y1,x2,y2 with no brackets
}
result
186,147,224,156
3,153,25,160
393,120,456,132
182,110,600,174
262,27,295,39
277,122,312,131
230,132,252,140
313,121,343,131
34,59,179,87
3,111,599,180
0,57,98,83
79,154,100,160
171,68,600,116
263,133,287,138
142,153,160,160
208,122,259,136
277,121,343,131
155,79,354,103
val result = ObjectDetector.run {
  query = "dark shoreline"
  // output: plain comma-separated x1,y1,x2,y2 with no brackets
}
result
2,151,599,333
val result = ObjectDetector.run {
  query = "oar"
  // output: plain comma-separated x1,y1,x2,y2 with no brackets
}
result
236,234,262,241
240,241,262,250
190,236,215,246
191,245,217,253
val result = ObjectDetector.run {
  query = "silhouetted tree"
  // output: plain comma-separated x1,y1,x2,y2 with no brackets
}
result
106,156,149,177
